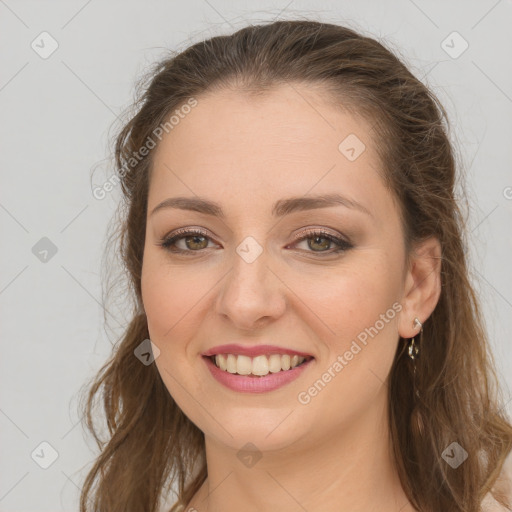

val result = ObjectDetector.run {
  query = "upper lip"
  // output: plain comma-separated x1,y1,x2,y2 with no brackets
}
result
202,344,314,358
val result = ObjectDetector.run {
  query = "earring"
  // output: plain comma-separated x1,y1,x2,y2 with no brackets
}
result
408,317,422,360
408,317,423,398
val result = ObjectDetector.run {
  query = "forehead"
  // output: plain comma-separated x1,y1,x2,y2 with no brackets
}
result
149,83,387,213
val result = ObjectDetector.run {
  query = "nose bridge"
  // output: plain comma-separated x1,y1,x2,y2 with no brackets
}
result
215,238,286,328
232,243,270,290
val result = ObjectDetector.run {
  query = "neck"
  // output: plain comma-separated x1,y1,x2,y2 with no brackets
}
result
186,387,414,512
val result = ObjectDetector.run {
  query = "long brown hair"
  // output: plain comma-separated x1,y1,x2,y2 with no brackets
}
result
79,20,512,512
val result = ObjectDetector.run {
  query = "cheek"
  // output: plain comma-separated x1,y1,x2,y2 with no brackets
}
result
294,264,402,431
311,257,402,335
312,254,404,390
141,254,207,338
141,258,208,409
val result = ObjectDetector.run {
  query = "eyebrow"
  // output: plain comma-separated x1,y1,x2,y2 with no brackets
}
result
151,194,372,219
150,193,372,218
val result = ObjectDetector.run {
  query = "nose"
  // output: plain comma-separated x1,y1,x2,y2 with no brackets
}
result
214,247,287,330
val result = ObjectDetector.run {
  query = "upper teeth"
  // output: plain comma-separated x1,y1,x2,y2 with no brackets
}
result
214,354,307,376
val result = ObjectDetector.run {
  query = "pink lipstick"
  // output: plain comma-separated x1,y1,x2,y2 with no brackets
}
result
201,345,314,393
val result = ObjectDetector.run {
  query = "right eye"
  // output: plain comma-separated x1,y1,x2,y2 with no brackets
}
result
158,228,218,254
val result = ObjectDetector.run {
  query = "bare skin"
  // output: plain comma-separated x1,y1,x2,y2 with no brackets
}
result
141,83,441,512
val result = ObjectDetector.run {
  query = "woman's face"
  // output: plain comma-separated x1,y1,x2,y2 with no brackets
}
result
141,84,410,452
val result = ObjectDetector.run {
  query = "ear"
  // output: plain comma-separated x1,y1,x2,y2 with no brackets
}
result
398,236,442,338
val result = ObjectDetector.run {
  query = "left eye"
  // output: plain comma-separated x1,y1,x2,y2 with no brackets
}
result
291,230,352,254
158,229,352,255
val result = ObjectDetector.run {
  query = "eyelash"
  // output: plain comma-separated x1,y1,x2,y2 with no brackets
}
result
158,228,353,256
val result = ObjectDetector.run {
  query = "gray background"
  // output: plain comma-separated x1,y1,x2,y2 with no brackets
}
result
1,1,511,510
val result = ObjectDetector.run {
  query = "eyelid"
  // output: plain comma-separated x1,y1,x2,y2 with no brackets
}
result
290,226,348,242
165,226,211,239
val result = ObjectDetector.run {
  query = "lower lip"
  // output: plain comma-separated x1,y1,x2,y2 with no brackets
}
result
203,356,314,393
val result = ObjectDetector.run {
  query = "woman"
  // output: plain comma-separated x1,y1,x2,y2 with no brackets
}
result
80,20,512,512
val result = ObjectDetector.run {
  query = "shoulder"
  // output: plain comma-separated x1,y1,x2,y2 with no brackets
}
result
481,449,512,511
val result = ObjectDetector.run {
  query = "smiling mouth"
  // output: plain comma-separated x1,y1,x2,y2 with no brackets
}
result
206,353,314,377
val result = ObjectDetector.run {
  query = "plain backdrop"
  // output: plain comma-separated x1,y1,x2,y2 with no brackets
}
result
1,1,511,510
